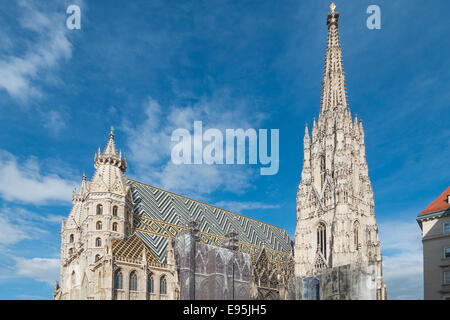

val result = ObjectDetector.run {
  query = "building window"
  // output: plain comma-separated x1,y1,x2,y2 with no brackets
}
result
69,234,74,243
353,221,360,250
112,222,118,232
69,248,74,255
147,275,154,293
96,221,102,230
160,276,167,294
444,271,450,285
129,271,138,291
444,222,450,234
71,271,76,285
445,247,450,259
96,204,103,215
95,254,101,262
112,206,118,216
317,223,326,258
114,270,123,290
95,237,102,247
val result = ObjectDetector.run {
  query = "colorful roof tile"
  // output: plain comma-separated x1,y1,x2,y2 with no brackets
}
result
125,179,293,263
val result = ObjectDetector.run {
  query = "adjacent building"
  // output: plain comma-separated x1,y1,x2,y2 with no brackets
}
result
417,186,450,300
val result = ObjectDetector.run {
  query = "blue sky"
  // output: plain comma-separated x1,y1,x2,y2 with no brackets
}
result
0,0,448,300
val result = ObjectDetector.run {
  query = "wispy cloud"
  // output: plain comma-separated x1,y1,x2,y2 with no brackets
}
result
123,90,266,197
379,220,423,300
0,215,33,245
0,206,63,246
43,110,67,135
0,1,72,100
0,150,76,204
14,257,59,285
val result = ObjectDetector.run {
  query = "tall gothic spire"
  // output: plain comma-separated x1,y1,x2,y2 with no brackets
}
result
320,3,348,115
295,6,384,296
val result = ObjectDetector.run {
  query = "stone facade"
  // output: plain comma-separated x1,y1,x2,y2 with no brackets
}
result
54,4,386,301
54,131,179,300
293,4,386,299
176,227,251,300
54,130,293,300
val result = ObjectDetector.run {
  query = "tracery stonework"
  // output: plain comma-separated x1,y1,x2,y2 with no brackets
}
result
54,129,293,300
54,4,386,301
293,5,386,299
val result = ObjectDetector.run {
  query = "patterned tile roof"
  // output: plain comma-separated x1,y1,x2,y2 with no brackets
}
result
111,234,160,264
127,179,293,263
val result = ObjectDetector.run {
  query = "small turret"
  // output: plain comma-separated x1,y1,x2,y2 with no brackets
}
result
94,127,127,172
303,124,310,149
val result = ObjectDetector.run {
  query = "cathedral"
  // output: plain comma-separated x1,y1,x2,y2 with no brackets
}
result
53,4,386,300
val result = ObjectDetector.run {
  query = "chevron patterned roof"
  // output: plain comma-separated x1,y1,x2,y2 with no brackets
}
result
126,179,293,263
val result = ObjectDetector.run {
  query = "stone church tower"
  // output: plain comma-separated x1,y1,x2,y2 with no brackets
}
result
294,4,386,299
58,129,138,299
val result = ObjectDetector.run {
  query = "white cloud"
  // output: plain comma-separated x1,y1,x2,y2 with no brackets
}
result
43,110,67,135
0,215,32,245
378,220,423,300
0,207,56,245
15,257,59,285
123,91,266,197
0,1,72,100
213,200,280,213
0,151,76,204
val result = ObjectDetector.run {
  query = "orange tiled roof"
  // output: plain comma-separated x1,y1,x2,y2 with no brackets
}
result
418,186,450,216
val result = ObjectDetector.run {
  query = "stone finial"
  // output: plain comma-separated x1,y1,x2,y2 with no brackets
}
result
330,3,336,13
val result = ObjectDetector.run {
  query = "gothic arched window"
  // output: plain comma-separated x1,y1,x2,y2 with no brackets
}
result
112,206,118,216
71,271,76,285
69,248,74,255
147,275,154,293
112,222,118,232
353,221,360,250
160,276,167,295
317,223,327,258
129,271,138,291
96,204,103,215
96,221,102,230
215,254,224,273
95,254,101,262
69,234,74,243
114,270,123,290
95,237,102,247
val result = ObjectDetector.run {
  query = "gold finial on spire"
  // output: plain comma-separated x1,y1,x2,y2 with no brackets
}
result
330,3,336,13
109,125,115,138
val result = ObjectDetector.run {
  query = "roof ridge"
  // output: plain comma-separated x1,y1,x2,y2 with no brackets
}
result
126,178,288,233
418,186,450,216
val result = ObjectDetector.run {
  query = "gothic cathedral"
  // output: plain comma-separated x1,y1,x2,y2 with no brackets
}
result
54,4,386,300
